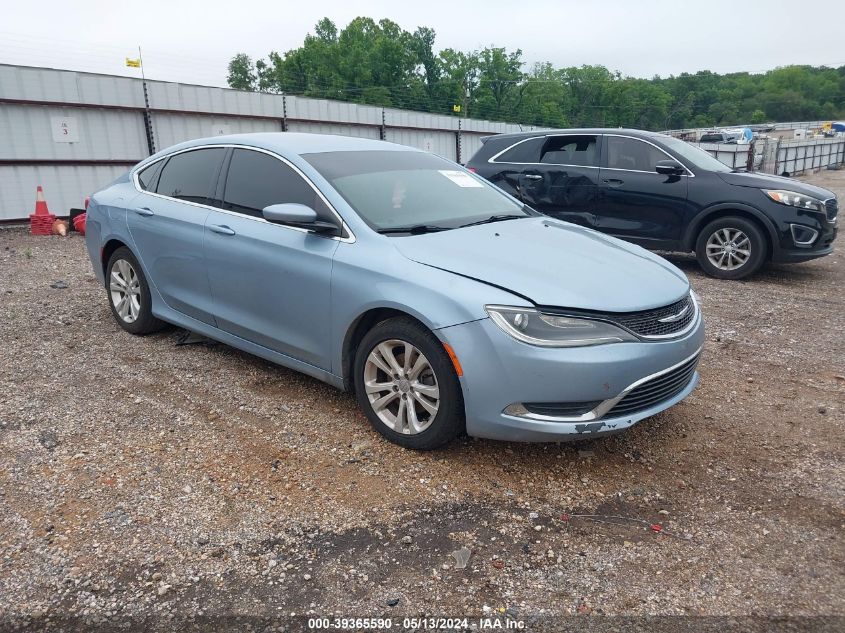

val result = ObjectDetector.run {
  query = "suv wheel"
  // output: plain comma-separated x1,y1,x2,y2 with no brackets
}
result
695,217,767,280
106,247,166,334
353,317,464,450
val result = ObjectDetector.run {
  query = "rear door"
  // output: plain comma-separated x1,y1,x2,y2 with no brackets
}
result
126,147,225,324
203,148,339,369
516,134,601,228
595,135,689,248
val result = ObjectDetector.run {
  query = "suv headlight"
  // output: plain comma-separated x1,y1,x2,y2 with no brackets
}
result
763,189,824,212
485,305,636,347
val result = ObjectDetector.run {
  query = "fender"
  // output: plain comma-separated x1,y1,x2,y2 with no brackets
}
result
682,202,778,251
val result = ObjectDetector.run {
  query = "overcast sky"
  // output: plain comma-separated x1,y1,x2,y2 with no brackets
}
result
0,0,842,87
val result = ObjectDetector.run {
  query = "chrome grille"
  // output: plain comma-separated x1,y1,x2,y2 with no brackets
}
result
609,295,695,338
824,198,838,222
607,354,700,417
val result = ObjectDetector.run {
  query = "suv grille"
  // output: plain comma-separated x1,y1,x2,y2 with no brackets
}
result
607,354,700,417
824,198,838,222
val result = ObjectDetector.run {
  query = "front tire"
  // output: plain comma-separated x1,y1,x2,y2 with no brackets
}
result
695,216,767,280
106,247,165,335
353,317,464,450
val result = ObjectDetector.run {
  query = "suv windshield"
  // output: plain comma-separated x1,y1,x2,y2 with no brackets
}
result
303,150,530,232
659,136,733,173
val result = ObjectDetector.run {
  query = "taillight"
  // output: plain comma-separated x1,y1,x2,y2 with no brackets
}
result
467,167,477,173
84,196,90,210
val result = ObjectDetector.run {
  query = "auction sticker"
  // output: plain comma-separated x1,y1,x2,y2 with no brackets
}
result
439,170,483,187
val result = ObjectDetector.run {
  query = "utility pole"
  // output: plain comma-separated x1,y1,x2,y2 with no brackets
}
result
138,46,156,154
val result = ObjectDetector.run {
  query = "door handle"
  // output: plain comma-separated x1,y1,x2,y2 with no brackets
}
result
522,174,543,181
134,206,155,216
602,178,624,187
209,224,236,236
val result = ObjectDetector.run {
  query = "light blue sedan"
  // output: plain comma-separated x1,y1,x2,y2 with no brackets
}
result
85,133,703,449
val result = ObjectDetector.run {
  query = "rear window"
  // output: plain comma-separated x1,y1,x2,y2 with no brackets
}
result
136,160,164,191
699,133,724,143
494,137,544,163
156,148,226,205
540,135,599,166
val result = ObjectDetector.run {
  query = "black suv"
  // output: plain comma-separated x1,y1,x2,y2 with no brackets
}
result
466,129,838,279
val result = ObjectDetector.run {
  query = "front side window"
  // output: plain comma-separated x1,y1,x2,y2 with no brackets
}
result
606,136,668,172
222,149,332,219
156,148,226,205
659,136,731,173
540,135,599,166
303,150,529,232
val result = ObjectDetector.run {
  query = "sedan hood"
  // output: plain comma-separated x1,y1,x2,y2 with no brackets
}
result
392,217,690,312
717,171,834,199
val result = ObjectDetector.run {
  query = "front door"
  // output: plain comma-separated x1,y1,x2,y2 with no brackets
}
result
203,148,339,370
595,135,689,248
126,147,226,325
516,134,601,228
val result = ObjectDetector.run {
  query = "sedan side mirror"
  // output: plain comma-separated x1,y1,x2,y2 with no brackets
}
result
655,160,685,175
262,203,339,235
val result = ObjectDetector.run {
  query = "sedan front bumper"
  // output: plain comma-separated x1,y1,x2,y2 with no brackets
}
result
437,311,704,442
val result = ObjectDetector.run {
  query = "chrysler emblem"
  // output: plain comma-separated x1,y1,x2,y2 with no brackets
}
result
658,305,690,323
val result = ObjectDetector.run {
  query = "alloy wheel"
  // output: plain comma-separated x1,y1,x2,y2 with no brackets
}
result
363,339,440,435
109,259,142,323
705,228,751,271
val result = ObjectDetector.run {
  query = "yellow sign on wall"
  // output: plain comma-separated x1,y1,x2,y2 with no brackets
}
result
125,58,141,68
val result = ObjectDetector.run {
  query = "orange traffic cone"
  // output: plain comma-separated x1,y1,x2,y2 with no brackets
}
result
29,186,57,235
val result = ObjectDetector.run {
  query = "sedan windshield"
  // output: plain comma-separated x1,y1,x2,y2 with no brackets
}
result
303,150,531,232
659,136,733,173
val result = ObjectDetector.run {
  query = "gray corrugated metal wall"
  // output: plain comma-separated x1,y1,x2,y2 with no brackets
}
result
0,63,543,221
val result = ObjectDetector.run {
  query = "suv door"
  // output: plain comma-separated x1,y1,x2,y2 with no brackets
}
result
595,135,689,248
516,134,601,228
203,148,340,370
126,147,225,324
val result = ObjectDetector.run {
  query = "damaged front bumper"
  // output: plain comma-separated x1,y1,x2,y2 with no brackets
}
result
436,313,704,442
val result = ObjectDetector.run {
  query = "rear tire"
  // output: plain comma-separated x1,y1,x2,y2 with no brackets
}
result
105,247,165,335
695,216,767,280
353,317,464,450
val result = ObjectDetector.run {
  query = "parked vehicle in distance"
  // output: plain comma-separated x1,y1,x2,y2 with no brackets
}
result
85,133,704,449
699,131,737,144
467,128,838,279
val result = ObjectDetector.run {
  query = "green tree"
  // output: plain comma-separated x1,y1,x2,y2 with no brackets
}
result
227,54,256,91
227,17,845,129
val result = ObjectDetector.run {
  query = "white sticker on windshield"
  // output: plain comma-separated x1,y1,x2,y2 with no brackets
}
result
438,169,483,187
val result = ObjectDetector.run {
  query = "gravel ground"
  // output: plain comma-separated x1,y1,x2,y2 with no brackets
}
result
1,170,843,631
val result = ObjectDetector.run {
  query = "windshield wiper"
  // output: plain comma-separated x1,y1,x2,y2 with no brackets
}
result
459,214,525,228
376,224,451,235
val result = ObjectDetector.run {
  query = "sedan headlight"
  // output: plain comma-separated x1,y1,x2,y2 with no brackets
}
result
763,189,824,212
485,305,636,347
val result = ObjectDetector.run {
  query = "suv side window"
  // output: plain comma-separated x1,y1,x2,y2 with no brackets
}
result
137,160,164,191
606,136,668,172
156,148,226,205
540,135,599,166
222,149,333,221
494,137,545,163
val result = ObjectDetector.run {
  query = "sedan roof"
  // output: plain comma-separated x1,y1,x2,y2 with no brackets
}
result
161,132,420,158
